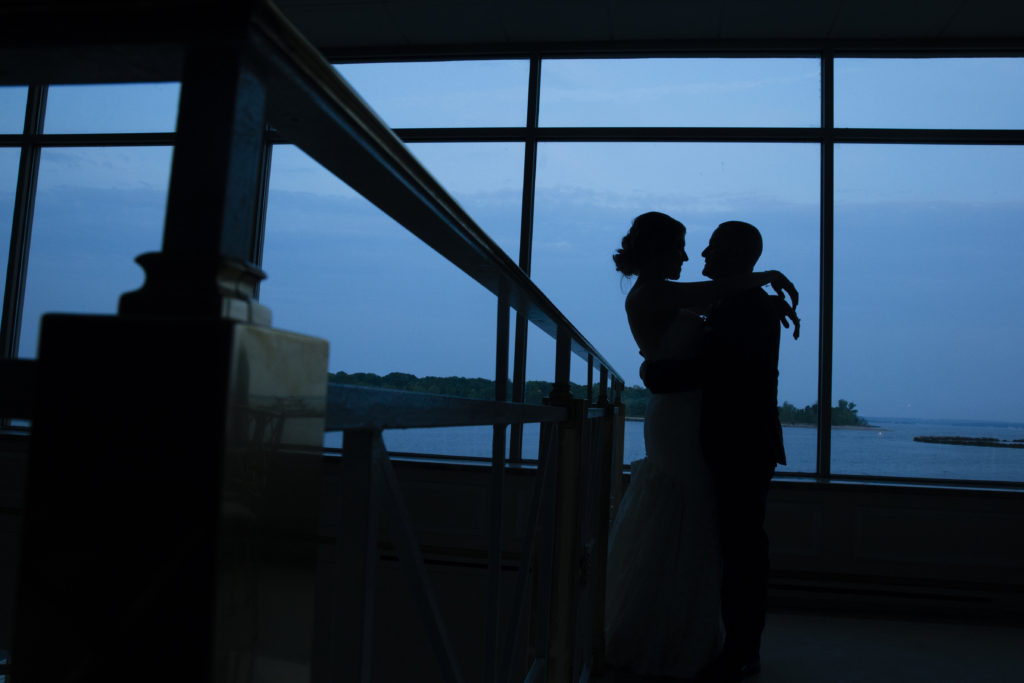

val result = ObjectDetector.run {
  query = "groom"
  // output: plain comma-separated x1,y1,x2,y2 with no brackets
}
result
641,221,794,682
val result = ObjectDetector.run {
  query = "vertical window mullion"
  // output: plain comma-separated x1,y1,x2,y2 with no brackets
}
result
817,52,834,477
509,54,541,463
251,131,274,298
1,84,46,359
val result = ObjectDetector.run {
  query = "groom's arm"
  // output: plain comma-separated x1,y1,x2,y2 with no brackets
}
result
640,356,706,393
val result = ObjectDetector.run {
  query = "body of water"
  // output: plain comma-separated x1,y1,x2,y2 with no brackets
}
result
324,417,1024,483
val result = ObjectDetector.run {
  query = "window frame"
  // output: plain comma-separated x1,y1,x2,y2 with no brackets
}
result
4,50,1024,486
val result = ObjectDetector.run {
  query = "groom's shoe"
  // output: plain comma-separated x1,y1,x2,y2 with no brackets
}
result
698,654,760,682
736,656,761,679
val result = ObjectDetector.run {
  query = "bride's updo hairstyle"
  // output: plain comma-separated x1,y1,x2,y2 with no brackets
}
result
613,211,685,278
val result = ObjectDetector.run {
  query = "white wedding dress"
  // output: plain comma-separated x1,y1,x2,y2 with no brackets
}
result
605,310,724,679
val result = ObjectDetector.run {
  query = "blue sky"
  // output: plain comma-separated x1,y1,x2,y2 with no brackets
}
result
2,57,1023,422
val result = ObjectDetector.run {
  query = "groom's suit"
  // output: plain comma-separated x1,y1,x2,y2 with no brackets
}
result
642,286,784,664
700,287,784,664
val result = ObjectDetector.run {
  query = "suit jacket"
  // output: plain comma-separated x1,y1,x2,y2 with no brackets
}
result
699,288,786,467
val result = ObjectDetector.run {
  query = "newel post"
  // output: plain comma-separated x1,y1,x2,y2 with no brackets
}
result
14,22,328,683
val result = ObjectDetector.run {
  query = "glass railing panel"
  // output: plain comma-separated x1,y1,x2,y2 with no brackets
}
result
262,144,501,458
406,142,525,261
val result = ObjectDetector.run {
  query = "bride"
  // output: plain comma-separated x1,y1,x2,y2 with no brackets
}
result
605,212,793,680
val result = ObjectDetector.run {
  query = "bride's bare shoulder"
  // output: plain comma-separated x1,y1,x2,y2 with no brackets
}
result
625,279,663,311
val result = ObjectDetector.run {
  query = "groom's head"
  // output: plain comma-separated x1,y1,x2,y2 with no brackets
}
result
702,220,763,280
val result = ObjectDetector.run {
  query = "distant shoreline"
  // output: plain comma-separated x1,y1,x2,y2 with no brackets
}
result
624,416,882,430
781,422,883,431
914,435,1024,449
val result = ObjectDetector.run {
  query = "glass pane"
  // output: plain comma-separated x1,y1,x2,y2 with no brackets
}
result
406,142,524,260
44,83,180,134
516,323,596,461
836,58,1024,129
540,58,820,128
532,142,820,472
0,149,19,298
834,145,1024,481
263,145,500,457
19,147,172,357
0,87,28,133
335,60,529,128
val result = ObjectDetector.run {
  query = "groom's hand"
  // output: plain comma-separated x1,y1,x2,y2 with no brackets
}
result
769,272,799,309
771,294,801,339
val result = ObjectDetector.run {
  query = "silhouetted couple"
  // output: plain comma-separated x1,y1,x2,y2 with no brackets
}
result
605,213,798,682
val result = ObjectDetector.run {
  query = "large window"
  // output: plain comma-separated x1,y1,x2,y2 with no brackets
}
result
3,56,1022,483
18,147,171,356
0,149,18,299
0,82,179,359
531,141,819,468
336,60,530,128
43,83,179,134
540,58,819,128
834,144,1024,481
835,58,1024,129
0,87,28,134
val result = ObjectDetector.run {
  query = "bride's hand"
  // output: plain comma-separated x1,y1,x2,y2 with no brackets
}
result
770,294,801,339
767,271,799,309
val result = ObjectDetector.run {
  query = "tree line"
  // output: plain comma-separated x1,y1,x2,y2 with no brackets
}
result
329,371,865,425
777,399,868,426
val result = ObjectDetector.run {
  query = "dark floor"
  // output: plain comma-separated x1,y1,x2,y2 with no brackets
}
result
594,610,1024,683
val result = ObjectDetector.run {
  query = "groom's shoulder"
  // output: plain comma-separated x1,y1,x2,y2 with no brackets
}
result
719,286,772,312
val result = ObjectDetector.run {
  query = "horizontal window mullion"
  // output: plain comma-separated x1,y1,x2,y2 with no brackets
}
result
0,132,176,147
834,128,1024,145
369,127,826,144
14,129,1024,148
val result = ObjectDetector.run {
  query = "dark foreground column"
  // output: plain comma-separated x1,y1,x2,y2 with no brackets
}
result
14,314,327,681
13,20,329,680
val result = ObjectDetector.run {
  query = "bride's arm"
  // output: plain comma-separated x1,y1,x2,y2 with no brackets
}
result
639,270,798,311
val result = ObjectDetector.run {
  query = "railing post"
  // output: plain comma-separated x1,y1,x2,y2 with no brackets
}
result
320,429,381,683
546,395,586,683
544,326,584,683
589,398,616,675
487,291,510,681
610,391,627,517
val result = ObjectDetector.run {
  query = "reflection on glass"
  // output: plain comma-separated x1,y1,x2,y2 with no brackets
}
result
44,83,180,134
518,321,601,461
540,58,820,128
262,144,497,389
336,60,529,128
532,141,819,471
0,87,28,133
19,147,172,357
836,58,1024,130
406,142,525,260
835,145,1024,481
0,149,20,297
266,144,505,458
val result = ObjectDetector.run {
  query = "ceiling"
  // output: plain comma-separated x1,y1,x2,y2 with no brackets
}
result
273,0,1024,55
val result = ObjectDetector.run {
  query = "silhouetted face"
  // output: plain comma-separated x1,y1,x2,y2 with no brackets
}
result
666,229,688,280
701,231,726,280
